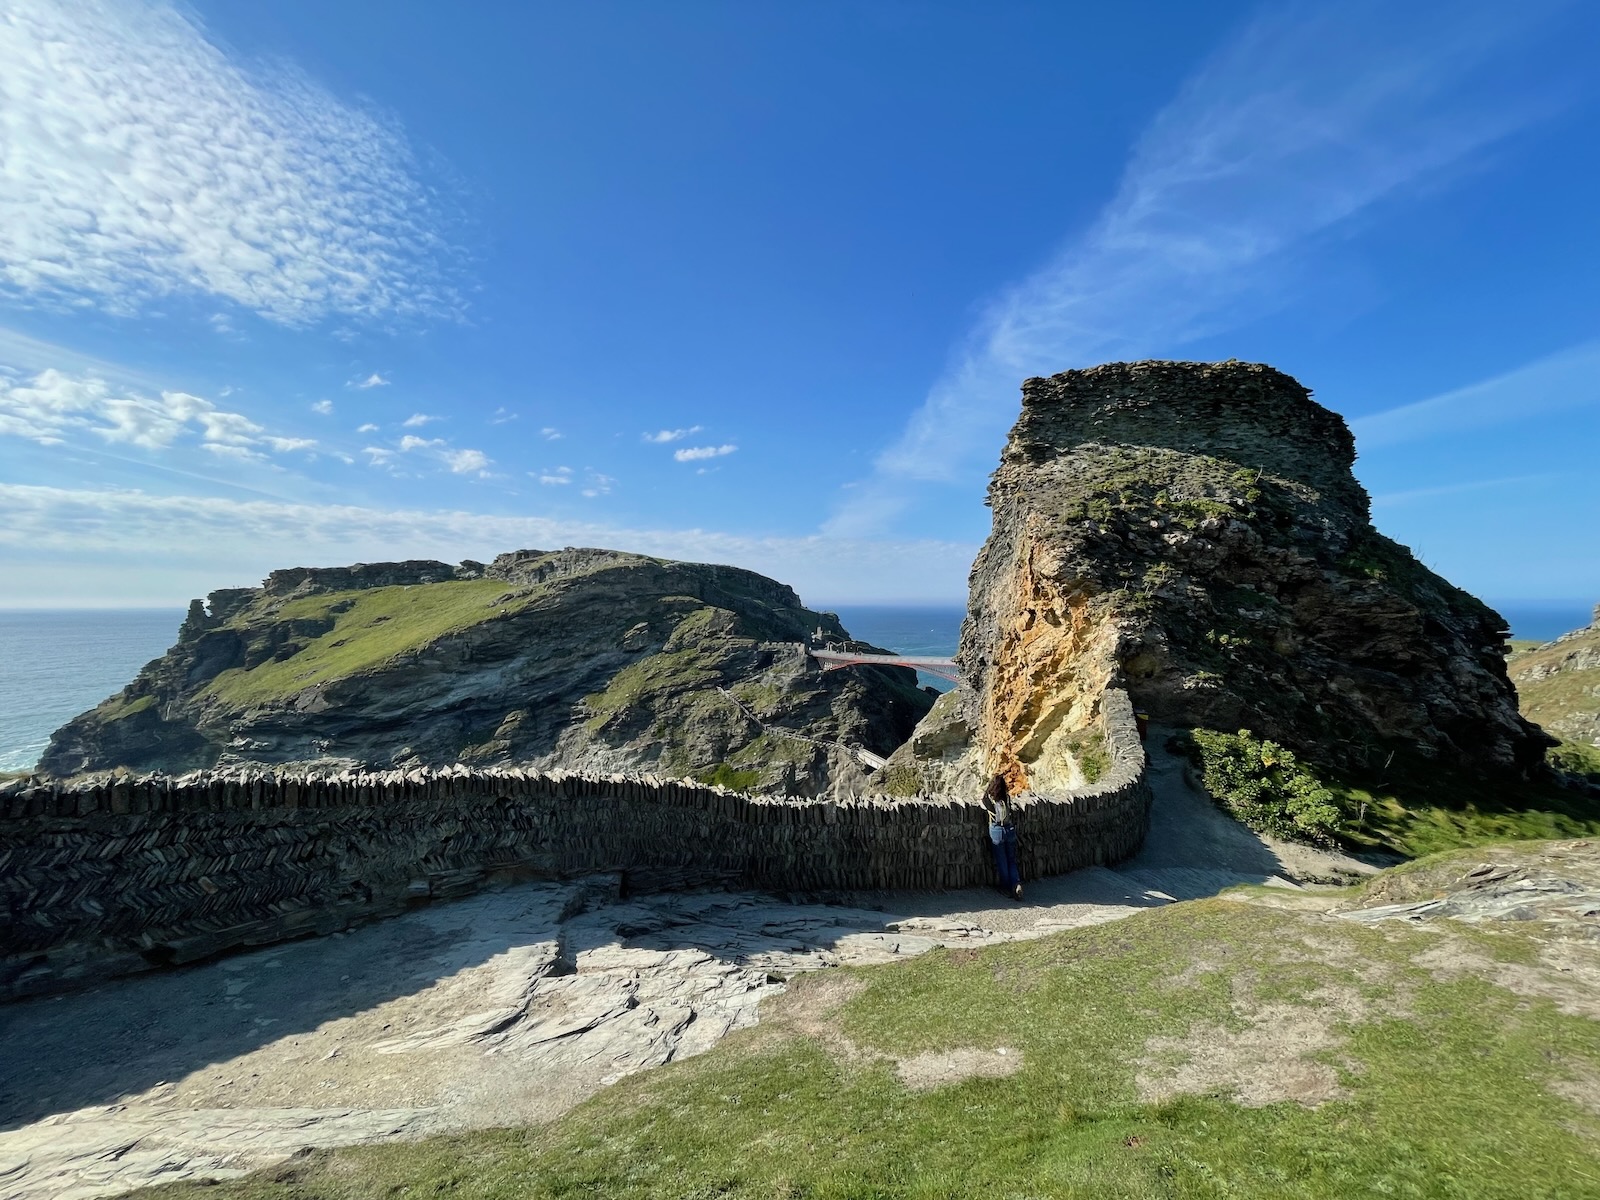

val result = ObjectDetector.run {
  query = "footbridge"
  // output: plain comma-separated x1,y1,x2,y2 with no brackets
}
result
808,648,962,685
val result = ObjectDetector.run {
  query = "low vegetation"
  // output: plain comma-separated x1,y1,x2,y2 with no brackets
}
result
134,881,1600,1199
1183,728,1344,843
1184,727,1600,858
203,579,535,707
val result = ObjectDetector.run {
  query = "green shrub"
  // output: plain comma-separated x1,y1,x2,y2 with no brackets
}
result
1186,728,1344,844
694,763,762,792
1550,739,1600,782
880,763,922,797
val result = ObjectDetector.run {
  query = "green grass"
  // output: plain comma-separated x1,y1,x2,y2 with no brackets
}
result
694,762,763,791
101,693,155,721
202,580,531,707
133,895,1600,1199
583,649,725,732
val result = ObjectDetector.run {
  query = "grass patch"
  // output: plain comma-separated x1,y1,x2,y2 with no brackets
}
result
203,580,529,707
101,693,155,721
583,649,725,732
693,763,762,791
133,896,1600,1199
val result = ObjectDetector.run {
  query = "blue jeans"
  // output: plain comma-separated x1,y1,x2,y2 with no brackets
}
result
989,824,1019,893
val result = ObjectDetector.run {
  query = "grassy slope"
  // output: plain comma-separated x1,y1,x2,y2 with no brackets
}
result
137,882,1600,1200
201,579,532,707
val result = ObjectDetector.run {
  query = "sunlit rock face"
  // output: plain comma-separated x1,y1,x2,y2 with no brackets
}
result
39,548,932,796
886,360,1547,797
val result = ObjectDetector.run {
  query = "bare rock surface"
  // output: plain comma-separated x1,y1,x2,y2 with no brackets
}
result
0,741,1378,1200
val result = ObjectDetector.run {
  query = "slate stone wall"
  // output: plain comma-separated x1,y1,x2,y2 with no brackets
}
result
1,690,1150,1000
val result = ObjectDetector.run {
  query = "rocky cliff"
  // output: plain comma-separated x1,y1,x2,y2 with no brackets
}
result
40,549,934,794
881,360,1550,799
1511,605,1600,772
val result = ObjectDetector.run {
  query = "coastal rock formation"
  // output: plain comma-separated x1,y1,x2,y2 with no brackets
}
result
883,360,1549,797
39,549,933,794
1510,605,1600,759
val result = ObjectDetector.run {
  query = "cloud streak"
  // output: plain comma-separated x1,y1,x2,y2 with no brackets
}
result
1353,340,1600,450
0,485,979,605
0,0,462,325
828,0,1572,535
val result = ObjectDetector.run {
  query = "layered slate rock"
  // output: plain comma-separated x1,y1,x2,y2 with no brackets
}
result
39,548,933,794
882,360,1549,797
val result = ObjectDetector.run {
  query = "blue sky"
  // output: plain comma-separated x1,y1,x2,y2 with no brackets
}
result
0,0,1596,609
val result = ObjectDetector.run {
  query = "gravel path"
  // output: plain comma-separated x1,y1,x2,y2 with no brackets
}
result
0,734,1374,1200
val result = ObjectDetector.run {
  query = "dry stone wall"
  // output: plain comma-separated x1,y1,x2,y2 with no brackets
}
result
2,691,1149,1000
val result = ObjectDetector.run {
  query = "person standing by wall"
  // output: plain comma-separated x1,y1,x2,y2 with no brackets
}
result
983,773,1022,901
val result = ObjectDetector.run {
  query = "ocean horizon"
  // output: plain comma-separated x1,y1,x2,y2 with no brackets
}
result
1,600,1590,774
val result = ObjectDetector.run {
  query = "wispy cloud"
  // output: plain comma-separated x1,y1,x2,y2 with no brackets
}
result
1353,340,1600,450
490,407,518,425
0,367,315,460
536,467,574,486
581,472,615,498
540,427,563,440
828,0,1573,535
356,422,379,433
0,0,462,325
1371,474,1558,508
644,426,703,443
675,444,737,462
0,485,979,604
401,413,439,428
311,399,334,415
352,373,391,389
398,435,441,452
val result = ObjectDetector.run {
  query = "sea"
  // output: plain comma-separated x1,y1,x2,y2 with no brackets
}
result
0,600,1589,775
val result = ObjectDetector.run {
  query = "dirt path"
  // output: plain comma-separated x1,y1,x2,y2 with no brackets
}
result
0,735,1376,1200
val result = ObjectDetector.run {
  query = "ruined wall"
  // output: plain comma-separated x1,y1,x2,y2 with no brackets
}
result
2,690,1149,1000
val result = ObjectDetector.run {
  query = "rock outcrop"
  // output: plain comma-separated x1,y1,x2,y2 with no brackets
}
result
1510,605,1600,756
883,360,1550,797
40,548,933,794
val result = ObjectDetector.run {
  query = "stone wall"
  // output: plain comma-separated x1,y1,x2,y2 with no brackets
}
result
1,691,1150,1000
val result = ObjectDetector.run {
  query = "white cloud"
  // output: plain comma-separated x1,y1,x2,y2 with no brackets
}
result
0,484,980,605
443,448,490,476
0,0,461,325
352,373,391,389
644,425,702,443
1352,340,1600,450
674,444,737,462
362,446,394,467
398,434,442,452
537,467,574,486
540,427,562,440
356,422,379,433
0,366,313,459
311,399,334,415
401,412,438,428
490,407,518,424
581,472,616,498
828,0,1573,534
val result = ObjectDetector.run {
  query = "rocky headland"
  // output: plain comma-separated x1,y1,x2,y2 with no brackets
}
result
39,548,934,795
881,360,1551,800
1511,605,1600,781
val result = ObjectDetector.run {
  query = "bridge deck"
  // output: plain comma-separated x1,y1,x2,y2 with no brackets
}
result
808,649,961,683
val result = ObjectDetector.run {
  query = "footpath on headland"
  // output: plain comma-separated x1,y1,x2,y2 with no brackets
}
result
0,732,1374,1200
